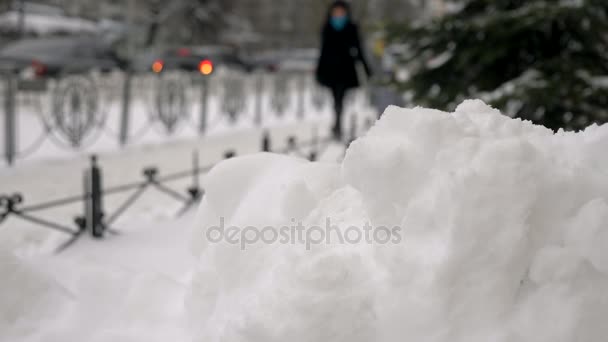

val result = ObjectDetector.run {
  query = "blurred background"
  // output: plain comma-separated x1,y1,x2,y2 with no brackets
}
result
0,0,443,49
1,0,606,134
0,0,447,168
0,0,444,75
1,0,607,170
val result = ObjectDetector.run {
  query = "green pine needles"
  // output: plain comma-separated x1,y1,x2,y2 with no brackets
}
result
388,0,608,131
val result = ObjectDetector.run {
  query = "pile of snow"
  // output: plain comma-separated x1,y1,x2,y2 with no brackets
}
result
190,100,608,342
2,100,607,341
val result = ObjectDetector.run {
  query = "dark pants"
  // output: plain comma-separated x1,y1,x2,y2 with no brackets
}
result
331,85,347,139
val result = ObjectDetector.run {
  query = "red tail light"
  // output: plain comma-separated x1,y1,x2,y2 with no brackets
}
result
152,59,164,73
199,59,213,75
32,60,47,77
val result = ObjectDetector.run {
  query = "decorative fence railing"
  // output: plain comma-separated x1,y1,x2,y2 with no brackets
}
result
0,128,357,252
1,69,359,166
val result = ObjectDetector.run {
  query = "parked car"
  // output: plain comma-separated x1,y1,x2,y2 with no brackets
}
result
0,36,125,79
142,45,253,74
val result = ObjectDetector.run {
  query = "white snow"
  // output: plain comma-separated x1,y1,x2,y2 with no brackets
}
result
0,213,198,342
3,99,608,341
0,109,355,341
190,100,608,342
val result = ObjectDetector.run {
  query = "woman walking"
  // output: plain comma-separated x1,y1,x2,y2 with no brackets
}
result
316,0,371,141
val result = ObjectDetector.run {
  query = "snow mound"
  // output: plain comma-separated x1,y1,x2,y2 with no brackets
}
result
190,100,608,342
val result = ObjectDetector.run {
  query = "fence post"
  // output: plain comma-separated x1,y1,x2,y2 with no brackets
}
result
254,73,263,126
85,155,105,238
119,71,132,146
224,150,236,159
349,114,357,145
199,77,209,134
365,117,374,131
188,150,202,200
261,131,271,152
4,74,16,166
297,73,305,120
287,136,297,151
309,127,318,161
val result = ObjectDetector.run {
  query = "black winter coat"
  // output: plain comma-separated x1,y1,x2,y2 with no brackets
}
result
316,22,371,90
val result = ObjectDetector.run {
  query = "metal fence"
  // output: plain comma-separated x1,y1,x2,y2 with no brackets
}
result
0,69,375,252
0,128,355,252
1,69,347,166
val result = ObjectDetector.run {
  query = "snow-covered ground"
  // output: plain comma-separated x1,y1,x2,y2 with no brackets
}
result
0,91,373,339
1,212,198,341
0,120,355,249
8,98,606,342
1,83,375,339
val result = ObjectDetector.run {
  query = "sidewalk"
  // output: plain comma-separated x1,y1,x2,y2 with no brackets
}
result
0,112,371,254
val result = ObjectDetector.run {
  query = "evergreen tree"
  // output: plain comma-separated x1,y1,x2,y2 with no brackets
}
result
387,0,608,131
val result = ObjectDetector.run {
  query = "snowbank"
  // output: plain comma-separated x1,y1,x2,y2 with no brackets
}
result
190,100,608,342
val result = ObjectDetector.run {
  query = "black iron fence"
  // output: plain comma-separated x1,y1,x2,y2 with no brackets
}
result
0,123,369,252
1,69,358,166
